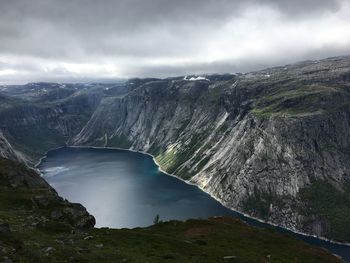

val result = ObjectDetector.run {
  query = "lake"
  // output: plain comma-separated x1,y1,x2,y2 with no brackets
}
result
38,147,350,262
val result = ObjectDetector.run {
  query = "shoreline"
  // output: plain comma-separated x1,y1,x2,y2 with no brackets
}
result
36,145,350,248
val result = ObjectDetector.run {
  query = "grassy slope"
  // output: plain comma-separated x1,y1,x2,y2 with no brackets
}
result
251,84,350,117
299,181,350,241
0,158,343,263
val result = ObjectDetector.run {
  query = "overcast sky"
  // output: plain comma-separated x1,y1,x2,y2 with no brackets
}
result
0,0,350,84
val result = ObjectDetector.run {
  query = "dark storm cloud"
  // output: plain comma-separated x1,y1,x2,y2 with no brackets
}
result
0,0,349,83
265,0,343,14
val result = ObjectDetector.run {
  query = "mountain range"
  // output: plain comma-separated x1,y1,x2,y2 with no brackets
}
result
0,56,350,261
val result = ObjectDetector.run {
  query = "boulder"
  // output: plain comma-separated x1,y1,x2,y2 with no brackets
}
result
0,223,10,234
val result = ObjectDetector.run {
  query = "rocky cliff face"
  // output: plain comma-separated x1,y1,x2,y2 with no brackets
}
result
0,131,24,163
1,56,350,242
0,85,104,163
72,56,350,242
0,156,96,229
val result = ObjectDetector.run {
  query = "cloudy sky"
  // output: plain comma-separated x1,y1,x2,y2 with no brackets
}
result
0,0,350,84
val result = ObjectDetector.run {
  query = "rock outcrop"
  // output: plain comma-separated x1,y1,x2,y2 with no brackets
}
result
0,131,24,163
0,156,95,229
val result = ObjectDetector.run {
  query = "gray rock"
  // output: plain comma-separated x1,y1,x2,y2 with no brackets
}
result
50,209,63,220
76,215,96,229
0,131,23,163
63,204,96,228
1,257,13,263
45,247,54,253
0,223,10,234
223,256,236,260
33,196,50,208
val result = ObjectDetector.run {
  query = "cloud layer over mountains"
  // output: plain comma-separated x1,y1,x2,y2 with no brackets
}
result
0,0,349,83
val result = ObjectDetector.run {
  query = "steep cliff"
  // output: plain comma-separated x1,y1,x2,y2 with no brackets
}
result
0,73,347,262
0,131,24,163
72,56,350,242
1,56,350,242
0,85,104,163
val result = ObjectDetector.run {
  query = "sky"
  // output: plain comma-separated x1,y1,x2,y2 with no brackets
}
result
0,0,350,84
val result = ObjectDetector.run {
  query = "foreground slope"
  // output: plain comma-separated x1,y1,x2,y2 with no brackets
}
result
0,157,342,262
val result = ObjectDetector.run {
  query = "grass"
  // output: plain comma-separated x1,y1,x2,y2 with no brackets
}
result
251,84,350,117
242,189,292,221
107,134,133,148
299,180,350,242
1,207,342,263
5,124,66,162
155,135,204,179
0,88,100,163
0,157,342,262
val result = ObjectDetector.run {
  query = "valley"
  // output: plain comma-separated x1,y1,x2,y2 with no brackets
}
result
1,56,350,261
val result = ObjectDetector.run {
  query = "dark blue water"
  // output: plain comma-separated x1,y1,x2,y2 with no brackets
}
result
38,147,350,262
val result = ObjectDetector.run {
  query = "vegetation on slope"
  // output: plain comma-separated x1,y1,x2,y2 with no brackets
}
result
0,157,342,262
251,84,350,117
0,88,103,163
299,181,350,242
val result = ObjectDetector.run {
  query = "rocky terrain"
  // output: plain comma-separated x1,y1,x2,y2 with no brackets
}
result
0,132,23,162
0,56,350,244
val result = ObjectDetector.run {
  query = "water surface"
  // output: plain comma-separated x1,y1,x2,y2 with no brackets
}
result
38,147,350,261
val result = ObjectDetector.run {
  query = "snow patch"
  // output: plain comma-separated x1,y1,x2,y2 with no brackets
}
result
184,76,210,81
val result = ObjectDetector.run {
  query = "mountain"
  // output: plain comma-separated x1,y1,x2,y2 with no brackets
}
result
72,56,350,242
0,56,350,243
0,83,104,162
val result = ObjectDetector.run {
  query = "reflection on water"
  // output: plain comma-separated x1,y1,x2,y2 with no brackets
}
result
38,147,350,262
